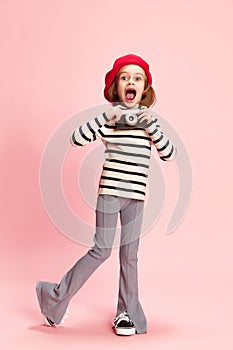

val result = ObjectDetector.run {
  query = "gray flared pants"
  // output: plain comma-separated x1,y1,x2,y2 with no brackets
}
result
36,194,147,334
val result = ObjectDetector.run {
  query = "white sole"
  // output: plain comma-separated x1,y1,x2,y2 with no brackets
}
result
43,308,70,327
115,327,136,336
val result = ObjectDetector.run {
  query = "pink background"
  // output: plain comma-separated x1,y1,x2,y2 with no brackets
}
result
1,0,233,349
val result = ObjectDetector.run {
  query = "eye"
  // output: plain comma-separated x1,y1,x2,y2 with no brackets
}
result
120,75,128,81
135,76,142,81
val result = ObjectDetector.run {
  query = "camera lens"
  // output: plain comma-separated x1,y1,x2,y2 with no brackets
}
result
125,114,137,125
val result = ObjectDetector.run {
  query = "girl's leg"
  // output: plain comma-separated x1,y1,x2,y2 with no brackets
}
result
36,195,119,325
117,199,147,334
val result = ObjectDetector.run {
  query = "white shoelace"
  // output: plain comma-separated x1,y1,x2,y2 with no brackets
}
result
112,311,131,327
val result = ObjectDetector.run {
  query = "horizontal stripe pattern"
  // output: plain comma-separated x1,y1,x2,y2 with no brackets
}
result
105,149,150,159
71,112,176,200
102,166,148,178
97,126,152,199
100,175,146,187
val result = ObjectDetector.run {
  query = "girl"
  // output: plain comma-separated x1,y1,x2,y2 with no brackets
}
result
36,54,176,336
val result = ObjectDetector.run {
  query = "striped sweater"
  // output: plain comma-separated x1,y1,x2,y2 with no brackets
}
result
71,110,176,201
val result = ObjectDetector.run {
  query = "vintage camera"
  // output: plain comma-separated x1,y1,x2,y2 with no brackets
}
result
115,109,147,129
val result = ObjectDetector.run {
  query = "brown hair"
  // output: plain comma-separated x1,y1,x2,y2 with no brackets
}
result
107,77,156,108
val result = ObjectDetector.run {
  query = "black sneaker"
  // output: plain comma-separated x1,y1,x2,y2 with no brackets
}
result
112,311,136,336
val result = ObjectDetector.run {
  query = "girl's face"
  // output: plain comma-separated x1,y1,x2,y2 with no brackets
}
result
116,64,146,109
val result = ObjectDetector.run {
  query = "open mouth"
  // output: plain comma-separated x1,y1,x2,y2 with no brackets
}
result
125,88,136,101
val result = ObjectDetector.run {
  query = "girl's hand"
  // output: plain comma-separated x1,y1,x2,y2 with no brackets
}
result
105,105,126,122
137,107,153,125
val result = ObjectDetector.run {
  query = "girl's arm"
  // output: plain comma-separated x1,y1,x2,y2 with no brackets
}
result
145,118,177,161
71,105,125,146
71,112,109,146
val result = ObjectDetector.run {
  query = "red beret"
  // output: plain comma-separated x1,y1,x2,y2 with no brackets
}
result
104,54,152,102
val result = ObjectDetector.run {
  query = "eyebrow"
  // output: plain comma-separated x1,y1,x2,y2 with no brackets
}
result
118,71,145,76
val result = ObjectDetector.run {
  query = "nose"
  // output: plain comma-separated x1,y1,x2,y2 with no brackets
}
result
127,77,135,85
